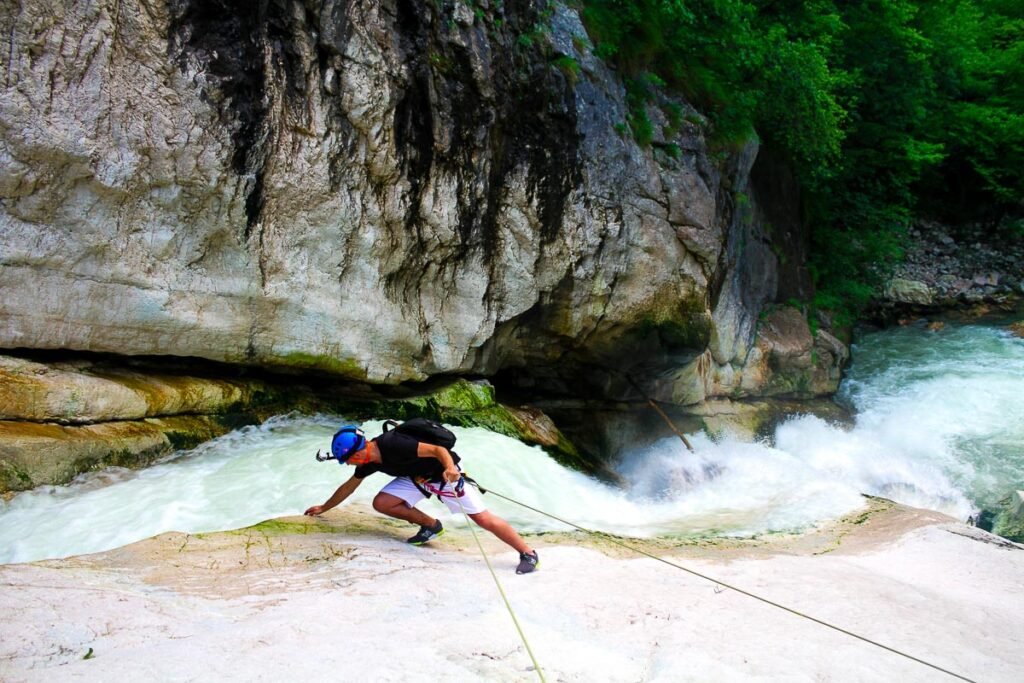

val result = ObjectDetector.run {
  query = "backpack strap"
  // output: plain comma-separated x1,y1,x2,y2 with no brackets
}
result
381,419,400,433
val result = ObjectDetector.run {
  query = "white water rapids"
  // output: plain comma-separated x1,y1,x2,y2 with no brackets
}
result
2,321,1022,564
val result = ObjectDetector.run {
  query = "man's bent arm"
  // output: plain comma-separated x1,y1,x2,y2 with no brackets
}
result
417,443,460,481
305,474,363,515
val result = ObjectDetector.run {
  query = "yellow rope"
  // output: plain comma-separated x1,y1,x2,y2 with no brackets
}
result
478,485,978,683
454,491,546,683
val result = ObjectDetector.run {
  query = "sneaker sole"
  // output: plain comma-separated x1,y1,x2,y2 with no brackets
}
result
408,528,446,546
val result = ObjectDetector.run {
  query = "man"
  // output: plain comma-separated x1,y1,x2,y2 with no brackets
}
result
304,423,540,574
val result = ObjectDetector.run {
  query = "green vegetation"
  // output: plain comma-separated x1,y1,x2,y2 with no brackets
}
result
551,54,582,84
319,379,595,474
428,51,454,73
279,352,367,380
430,379,496,412
638,313,712,351
242,519,335,536
0,460,34,492
580,0,1023,320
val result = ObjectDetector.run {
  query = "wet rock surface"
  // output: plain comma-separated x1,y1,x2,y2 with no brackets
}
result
0,415,229,494
0,353,281,492
977,491,1024,544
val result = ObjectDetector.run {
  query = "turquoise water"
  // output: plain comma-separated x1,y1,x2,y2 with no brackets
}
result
837,321,1024,513
1,320,1021,563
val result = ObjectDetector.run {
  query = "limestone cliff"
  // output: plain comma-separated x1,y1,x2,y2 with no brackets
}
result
0,0,841,406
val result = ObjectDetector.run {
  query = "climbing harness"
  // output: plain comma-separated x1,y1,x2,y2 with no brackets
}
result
453,483,546,683
467,480,977,683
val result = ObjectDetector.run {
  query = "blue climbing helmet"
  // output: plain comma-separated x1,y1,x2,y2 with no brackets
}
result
330,425,366,463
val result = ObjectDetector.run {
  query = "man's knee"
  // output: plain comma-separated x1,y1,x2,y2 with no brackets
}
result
373,493,405,514
470,511,499,530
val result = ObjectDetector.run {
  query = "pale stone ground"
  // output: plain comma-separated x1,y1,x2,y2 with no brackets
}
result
0,500,1021,682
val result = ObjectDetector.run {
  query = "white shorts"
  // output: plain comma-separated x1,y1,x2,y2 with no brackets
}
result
379,476,488,515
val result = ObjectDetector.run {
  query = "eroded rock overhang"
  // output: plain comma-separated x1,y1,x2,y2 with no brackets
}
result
0,0,843,406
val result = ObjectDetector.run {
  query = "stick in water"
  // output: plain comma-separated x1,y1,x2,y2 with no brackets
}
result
626,375,694,452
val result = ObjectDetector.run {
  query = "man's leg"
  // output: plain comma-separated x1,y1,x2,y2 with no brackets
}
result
468,510,533,555
372,492,437,527
376,478,449,544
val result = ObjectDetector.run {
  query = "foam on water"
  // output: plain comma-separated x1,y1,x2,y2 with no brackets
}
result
2,321,1022,564
837,322,1024,512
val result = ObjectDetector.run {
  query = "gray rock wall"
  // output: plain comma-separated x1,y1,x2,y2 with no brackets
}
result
0,0,841,404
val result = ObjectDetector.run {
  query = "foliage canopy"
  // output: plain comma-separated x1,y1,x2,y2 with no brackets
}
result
580,0,1024,319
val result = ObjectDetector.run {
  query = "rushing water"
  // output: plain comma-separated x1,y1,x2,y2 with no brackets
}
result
836,321,1024,514
1,321,1022,564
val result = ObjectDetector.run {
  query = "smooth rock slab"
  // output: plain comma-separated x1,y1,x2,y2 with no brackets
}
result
0,501,1021,681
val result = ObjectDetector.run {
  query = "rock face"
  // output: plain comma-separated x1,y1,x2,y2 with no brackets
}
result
992,491,1024,543
731,307,849,398
0,415,229,494
0,1,842,405
0,354,277,492
0,352,587,493
0,355,263,424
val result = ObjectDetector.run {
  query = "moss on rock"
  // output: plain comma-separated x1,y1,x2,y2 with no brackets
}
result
638,311,712,352
441,404,590,473
0,460,34,492
431,380,496,412
991,492,1024,543
241,518,336,536
277,352,368,380
320,379,592,475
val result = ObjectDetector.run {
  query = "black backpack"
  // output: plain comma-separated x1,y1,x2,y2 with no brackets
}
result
381,417,456,450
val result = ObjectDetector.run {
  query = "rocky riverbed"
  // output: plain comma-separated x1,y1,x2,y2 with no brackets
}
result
879,223,1024,313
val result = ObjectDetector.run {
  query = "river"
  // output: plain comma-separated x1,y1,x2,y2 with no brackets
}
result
2,320,1021,564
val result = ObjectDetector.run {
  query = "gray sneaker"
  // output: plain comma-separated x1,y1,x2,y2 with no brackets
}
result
516,550,539,574
407,520,445,545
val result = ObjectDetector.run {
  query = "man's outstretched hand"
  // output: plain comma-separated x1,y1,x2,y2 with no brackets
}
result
304,505,324,516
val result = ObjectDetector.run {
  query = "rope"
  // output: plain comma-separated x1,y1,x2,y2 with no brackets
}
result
453,491,547,683
476,484,977,683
